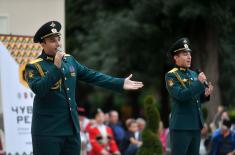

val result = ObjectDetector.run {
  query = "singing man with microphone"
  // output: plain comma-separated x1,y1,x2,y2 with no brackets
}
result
165,37,213,155
24,21,144,155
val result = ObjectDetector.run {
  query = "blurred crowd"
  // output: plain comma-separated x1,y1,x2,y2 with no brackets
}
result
199,106,235,155
79,105,235,155
0,105,233,155
163,105,235,155
78,108,145,155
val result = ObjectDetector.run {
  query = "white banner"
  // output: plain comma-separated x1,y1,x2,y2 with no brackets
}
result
0,42,33,155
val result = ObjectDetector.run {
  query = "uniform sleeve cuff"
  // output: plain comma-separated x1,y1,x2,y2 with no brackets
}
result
116,78,125,91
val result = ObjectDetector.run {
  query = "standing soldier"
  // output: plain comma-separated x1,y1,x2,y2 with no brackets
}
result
165,37,213,155
25,21,143,155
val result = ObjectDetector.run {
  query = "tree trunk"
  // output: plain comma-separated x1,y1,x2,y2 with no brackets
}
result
190,19,221,121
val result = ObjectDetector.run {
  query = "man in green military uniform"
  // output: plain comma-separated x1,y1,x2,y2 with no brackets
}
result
165,38,213,155
25,21,144,155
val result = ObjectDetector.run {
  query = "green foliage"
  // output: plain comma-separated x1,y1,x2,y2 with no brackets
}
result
66,0,235,114
144,96,160,131
137,96,162,155
138,130,163,155
66,0,166,81
228,108,235,123
218,3,235,106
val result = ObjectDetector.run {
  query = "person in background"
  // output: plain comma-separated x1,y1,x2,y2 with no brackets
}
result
125,118,135,130
78,107,92,155
211,106,224,129
212,111,231,136
135,118,145,152
159,121,168,155
199,123,211,155
78,107,91,131
121,119,142,155
210,119,235,155
136,118,146,132
88,109,120,155
108,110,125,148
80,120,91,155
104,113,110,125
220,111,230,126
165,114,171,155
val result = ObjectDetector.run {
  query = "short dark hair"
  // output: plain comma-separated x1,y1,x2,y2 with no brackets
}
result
222,119,232,128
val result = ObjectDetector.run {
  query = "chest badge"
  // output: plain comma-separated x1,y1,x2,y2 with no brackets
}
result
167,79,174,87
28,70,34,78
182,79,188,82
69,66,76,77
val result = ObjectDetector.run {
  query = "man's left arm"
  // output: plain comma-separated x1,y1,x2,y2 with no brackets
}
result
74,59,143,92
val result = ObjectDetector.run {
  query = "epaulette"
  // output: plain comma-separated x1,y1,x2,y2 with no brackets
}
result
29,58,43,64
168,68,178,73
168,67,186,88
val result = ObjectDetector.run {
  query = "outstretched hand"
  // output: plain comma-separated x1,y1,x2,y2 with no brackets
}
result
123,74,144,90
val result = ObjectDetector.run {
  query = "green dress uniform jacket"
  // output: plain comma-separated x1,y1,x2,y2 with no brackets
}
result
165,67,209,130
165,67,210,155
25,51,124,136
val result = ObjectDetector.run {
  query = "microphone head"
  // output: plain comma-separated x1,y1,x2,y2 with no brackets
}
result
56,47,63,52
195,68,209,87
56,47,67,62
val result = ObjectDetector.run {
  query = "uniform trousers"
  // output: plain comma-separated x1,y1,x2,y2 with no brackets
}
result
32,133,81,155
170,130,200,155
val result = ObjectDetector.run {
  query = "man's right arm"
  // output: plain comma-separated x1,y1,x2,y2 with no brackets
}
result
74,60,124,92
25,63,62,98
165,72,205,102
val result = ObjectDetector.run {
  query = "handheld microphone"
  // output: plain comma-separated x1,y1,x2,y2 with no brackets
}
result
56,47,67,62
195,69,209,88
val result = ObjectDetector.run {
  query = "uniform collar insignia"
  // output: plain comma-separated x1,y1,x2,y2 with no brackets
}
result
178,67,188,72
175,65,188,71
41,51,54,61
46,56,54,61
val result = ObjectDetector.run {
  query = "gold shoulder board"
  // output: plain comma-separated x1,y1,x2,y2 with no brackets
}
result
168,68,178,73
29,58,43,64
